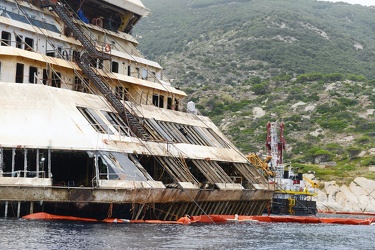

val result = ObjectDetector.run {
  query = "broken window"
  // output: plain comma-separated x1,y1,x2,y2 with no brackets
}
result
29,66,38,83
98,152,147,181
25,37,33,51
1,31,11,46
102,111,130,136
141,68,147,80
115,86,124,100
50,150,95,187
77,107,112,134
15,63,24,83
74,76,89,93
51,72,61,88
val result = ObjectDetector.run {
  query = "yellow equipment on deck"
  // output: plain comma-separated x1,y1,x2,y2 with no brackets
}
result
247,153,275,178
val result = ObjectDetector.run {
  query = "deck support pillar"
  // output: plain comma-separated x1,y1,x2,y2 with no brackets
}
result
30,202,34,215
4,202,8,218
17,202,21,218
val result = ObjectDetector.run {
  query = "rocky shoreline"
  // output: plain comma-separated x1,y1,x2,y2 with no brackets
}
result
316,177,375,212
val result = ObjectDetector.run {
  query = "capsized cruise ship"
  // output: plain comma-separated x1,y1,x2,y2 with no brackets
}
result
0,0,273,220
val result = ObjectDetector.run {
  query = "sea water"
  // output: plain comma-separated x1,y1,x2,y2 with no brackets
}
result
0,218,373,250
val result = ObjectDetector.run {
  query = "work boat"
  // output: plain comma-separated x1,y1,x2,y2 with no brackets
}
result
248,122,317,215
0,0,273,220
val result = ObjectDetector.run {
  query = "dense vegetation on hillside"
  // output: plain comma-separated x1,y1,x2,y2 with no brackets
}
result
135,0,375,183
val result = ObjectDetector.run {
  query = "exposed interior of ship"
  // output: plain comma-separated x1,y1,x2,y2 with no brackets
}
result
0,0,274,220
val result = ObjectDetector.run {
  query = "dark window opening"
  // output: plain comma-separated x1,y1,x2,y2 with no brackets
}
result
51,72,61,88
29,66,38,83
1,148,95,187
115,86,124,100
98,156,107,179
136,67,140,78
46,51,55,57
43,69,48,85
1,31,11,46
127,65,131,76
73,50,80,61
220,162,245,185
51,151,95,187
159,95,164,108
25,37,33,51
152,94,158,107
16,35,23,49
167,97,172,110
136,155,174,184
111,61,119,73
186,160,207,185
15,63,24,83
97,59,103,69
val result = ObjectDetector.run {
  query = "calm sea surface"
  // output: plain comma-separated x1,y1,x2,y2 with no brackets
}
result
0,217,374,250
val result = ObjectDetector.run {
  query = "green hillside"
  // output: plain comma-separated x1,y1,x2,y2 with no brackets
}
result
134,0,375,183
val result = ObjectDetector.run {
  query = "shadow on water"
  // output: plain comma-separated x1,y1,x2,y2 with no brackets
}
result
0,218,373,250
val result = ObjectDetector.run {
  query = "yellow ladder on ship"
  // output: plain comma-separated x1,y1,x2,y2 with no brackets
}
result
288,198,295,215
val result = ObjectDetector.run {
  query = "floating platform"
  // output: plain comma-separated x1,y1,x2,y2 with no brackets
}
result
22,212,375,225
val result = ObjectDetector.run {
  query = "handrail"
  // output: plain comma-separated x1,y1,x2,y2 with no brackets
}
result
1,170,46,178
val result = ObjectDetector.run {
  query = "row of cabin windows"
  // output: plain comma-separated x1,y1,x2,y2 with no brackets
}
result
14,63,61,87
152,94,178,111
1,31,34,51
1,31,160,83
111,61,156,81
1,31,158,83
6,62,179,110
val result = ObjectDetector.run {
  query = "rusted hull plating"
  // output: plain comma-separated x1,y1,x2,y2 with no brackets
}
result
0,186,272,220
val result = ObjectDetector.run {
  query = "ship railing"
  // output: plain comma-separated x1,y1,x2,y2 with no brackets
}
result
46,47,75,61
98,172,138,181
0,38,33,51
1,170,45,178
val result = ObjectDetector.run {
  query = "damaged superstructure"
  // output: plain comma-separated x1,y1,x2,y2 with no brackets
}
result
0,0,273,220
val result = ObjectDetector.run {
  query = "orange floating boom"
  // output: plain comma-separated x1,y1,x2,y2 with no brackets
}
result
22,212,375,225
